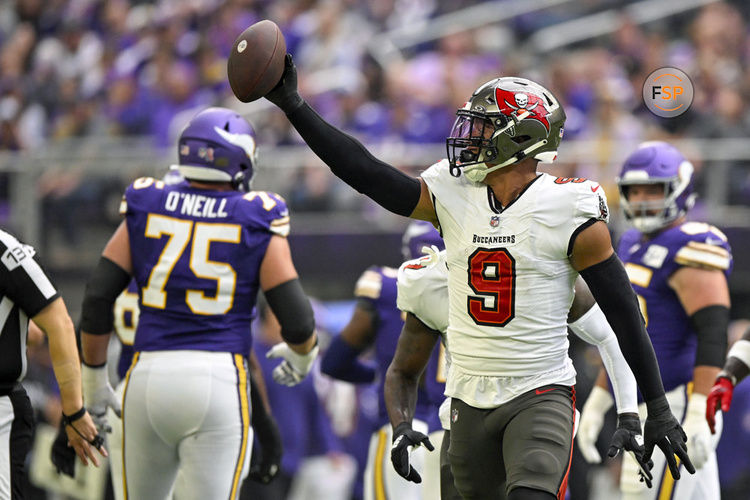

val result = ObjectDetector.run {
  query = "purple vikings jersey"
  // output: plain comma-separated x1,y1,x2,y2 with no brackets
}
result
113,280,139,379
618,221,732,393
354,266,435,425
121,177,289,355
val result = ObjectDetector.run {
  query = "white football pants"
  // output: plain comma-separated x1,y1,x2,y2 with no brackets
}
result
621,384,721,500
364,419,428,500
122,350,253,500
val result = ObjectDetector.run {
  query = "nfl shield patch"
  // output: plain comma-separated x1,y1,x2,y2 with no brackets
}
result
490,216,500,228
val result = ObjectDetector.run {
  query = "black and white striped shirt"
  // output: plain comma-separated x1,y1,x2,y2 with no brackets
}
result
0,229,58,393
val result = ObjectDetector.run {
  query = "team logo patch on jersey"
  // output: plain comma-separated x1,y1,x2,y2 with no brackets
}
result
490,215,500,228
598,194,608,220
451,408,459,423
642,244,668,269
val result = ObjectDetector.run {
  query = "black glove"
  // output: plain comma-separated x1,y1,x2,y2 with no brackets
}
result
608,412,654,488
248,411,283,484
390,422,434,484
50,418,76,477
644,396,696,480
264,54,305,114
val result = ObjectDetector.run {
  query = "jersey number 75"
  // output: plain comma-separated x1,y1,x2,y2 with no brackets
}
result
142,214,240,315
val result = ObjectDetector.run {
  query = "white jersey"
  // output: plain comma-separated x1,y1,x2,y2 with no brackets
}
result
421,161,609,408
397,250,450,333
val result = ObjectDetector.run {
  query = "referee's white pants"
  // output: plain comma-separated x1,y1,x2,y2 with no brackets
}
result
621,384,721,500
122,350,253,500
364,420,428,500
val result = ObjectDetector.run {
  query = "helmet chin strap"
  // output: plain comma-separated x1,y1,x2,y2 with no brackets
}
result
465,139,549,182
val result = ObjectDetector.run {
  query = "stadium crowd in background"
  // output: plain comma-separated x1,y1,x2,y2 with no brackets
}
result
2,0,750,205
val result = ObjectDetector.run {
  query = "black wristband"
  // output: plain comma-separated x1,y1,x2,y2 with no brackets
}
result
61,407,87,426
645,395,670,416
393,422,412,442
690,305,729,368
264,279,315,344
617,412,641,431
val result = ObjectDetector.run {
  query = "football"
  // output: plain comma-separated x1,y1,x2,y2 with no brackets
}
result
227,20,287,103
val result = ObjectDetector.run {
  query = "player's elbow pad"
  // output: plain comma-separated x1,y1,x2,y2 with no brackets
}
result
80,257,131,335
691,305,730,367
264,278,315,344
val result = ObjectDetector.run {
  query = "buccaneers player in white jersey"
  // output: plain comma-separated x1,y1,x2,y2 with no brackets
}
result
262,55,693,500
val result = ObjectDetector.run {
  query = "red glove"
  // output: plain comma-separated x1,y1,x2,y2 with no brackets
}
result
706,377,734,434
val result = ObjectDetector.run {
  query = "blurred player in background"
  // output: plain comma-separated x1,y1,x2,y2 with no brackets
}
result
388,247,646,499
264,56,691,499
242,298,355,500
321,220,445,500
76,107,317,500
0,227,105,499
577,141,731,500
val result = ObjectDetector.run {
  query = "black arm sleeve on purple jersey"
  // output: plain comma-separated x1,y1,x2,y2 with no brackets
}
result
690,305,729,368
579,253,666,402
80,257,131,335
285,103,422,217
264,278,315,344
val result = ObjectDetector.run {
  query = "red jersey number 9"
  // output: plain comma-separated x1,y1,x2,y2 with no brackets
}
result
467,248,515,326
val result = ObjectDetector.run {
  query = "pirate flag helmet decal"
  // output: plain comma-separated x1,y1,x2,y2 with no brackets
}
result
446,77,566,182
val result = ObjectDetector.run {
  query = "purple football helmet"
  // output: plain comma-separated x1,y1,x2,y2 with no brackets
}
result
174,107,258,191
617,141,696,233
401,220,444,261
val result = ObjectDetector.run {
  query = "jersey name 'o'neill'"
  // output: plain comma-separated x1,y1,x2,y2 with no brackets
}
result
164,192,229,219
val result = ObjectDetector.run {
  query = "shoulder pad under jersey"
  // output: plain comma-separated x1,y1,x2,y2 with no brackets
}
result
120,177,167,216
241,191,291,237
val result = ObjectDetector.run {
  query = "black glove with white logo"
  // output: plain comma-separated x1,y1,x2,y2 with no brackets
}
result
644,396,695,480
608,412,654,487
390,422,434,483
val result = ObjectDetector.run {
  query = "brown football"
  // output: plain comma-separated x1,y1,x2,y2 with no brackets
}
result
227,20,286,103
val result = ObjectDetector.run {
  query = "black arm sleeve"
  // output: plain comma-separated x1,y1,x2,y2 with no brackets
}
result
286,102,422,217
264,278,315,344
80,257,131,334
690,305,729,368
579,253,666,402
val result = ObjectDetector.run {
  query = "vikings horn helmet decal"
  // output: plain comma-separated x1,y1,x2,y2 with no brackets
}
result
174,107,259,191
446,77,566,182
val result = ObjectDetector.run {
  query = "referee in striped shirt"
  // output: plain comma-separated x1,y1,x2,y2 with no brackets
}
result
0,228,106,498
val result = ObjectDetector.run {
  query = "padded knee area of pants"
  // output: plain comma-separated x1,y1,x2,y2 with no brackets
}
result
520,448,561,475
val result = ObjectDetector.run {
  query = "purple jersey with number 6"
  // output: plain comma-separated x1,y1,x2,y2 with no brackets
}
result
121,177,290,355
617,221,732,394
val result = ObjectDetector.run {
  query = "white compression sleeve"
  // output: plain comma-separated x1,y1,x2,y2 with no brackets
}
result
569,304,639,414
